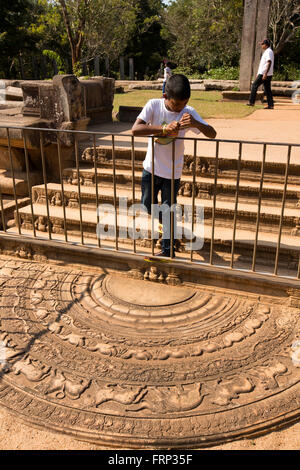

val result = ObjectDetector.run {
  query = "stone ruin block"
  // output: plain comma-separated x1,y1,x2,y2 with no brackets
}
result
80,76,115,124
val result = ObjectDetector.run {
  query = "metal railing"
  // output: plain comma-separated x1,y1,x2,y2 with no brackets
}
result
0,124,300,279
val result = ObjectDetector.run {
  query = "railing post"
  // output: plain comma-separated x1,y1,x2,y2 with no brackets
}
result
23,129,36,237
131,135,136,253
252,143,266,272
7,128,21,234
93,134,101,248
112,134,118,251
190,139,197,262
210,140,219,265
151,137,155,256
274,145,291,276
74,134,84,245
39,130,52,240
230,142,242,269
57,133,68,242
0,181,6,232
170,140,175,259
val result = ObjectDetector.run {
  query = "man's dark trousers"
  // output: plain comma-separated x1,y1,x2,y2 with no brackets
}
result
249,74,274,107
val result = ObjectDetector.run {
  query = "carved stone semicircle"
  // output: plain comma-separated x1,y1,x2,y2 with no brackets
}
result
104,275,195,307
0,258,299,449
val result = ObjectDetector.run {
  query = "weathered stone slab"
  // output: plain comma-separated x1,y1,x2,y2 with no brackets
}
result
80,76,115,124
0,86,23,101
116,106,143,122
204,80,239,91
222,90,264,101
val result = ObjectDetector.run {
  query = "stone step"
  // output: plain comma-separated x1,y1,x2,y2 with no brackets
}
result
13,202,300,275
62,165,300,206
16,186,300,240
31,181,300,231
80,146,300,184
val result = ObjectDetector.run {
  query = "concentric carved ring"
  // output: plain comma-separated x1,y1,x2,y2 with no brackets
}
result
0,259,299,448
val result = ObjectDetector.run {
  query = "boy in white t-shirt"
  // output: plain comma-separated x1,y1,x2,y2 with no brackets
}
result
247,38,274,109
132,74,217,257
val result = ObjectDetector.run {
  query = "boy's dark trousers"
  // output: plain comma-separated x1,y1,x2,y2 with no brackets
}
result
141,169,180,255
249,74,274,107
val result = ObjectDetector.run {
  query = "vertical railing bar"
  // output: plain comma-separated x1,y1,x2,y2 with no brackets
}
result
297,249,300,279
112,135,118,251
74,135,84,245
131,135,136,253
230,142,242,269
22,129,36,237
57,133,68,243
252,144,266,271
0,173,6,232
39,130,52,240
151,136,155,256
297,254,300,279
190,139,197,262
93,134,101,248
274,145,291,276
7,128,21,234
210,140,219,265
170,140,175,259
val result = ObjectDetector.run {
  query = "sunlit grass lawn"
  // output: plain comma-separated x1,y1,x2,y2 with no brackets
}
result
113,89,263,120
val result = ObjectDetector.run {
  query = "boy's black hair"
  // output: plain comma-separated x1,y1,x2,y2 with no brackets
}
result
165,74,191,100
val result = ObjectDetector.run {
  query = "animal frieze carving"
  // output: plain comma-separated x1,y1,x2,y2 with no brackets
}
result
61,333,85,347
87,342,117,356
127,383,204,414
122,349,152,361
12,356,50,383
210,377,254,406
87,383,147,409
42,370,90,400
249,362,288,390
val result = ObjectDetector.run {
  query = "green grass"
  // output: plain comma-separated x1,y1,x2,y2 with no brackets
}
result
113,89,263,120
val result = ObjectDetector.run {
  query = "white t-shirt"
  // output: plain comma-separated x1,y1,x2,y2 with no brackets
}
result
258,48,274,76
137,98,208,179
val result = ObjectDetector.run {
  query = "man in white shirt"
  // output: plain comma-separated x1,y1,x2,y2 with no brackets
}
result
247,38,274,109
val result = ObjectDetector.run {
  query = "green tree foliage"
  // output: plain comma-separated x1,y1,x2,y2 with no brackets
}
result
29,0,70,74
0,0,37,77
269,0,300,56
268,0,300,79
124,0,168,79
83,0,138,66
162,0,244,73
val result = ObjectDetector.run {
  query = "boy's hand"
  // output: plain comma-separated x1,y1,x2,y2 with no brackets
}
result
179,113,196,129
165,121,180,137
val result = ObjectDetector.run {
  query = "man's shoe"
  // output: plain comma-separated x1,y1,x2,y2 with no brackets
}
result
264,106,274,109
246,103,254,106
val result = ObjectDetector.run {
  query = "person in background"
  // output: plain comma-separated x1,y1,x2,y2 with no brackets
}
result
247,38,274,109
162,61,172,94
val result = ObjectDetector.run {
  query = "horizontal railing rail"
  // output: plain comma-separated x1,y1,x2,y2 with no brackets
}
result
0,124,300,280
